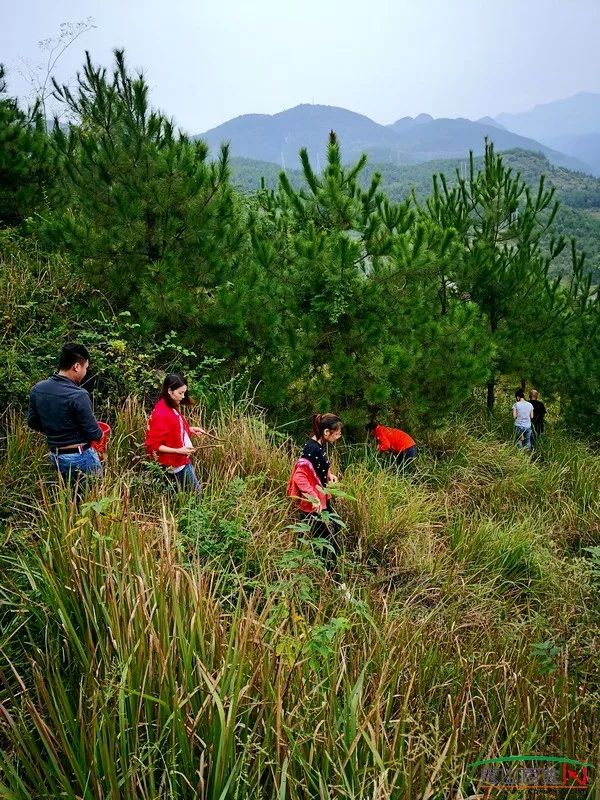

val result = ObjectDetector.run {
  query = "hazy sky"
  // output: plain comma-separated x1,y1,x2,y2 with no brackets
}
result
2,0,600,133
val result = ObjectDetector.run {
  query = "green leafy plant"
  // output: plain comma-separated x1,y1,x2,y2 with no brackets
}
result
530,640,562,675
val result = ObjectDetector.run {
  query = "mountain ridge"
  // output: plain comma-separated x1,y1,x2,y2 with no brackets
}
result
495,92,600,174
195,103,592,174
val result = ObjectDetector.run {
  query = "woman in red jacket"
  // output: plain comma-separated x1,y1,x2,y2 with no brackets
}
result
145,374,206,494
287,413,343,568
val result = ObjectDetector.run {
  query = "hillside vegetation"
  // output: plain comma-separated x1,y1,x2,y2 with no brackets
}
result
1,48,599,428
1,394,599,798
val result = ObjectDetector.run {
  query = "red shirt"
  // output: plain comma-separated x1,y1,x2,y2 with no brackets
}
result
145,398,194,468
374,425,415,453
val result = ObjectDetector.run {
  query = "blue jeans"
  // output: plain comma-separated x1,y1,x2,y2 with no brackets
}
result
382,446,417,471
515,426,532,450
49,447,103,481
396,445,417,465
166,462,202,496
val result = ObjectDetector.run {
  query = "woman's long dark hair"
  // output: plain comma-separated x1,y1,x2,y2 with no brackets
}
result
312,413,342,439
161,374,195,408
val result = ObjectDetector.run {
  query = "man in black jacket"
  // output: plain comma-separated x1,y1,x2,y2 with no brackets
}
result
28,343,103,482
529,389,547,440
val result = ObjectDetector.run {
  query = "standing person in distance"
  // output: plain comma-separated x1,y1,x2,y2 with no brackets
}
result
27,343,104,484
287,413,343,569
512,388,534,451
145,374,206,495
529,389,547,441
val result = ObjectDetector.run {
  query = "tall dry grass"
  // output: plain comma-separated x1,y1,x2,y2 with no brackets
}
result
0,401,598,798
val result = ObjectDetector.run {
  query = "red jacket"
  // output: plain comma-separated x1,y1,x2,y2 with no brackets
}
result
287,458,329,513
145,398,194,468
374,425,415,453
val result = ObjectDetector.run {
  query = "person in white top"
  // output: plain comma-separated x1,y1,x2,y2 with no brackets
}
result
512,388,534,450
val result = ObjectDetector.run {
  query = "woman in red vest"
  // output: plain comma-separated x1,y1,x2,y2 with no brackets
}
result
145,374,206,494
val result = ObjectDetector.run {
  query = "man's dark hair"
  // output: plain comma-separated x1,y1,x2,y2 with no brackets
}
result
59,343,90,371
515,388,525,400
365,420,378,432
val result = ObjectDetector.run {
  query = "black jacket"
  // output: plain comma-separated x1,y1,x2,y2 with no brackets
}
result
27,374,102,448
531,399,546,432
301,438,330,487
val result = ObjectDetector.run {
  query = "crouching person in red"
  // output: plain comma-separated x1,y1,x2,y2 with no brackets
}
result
287,413,343,570
366,420,417,469
145,374,206,496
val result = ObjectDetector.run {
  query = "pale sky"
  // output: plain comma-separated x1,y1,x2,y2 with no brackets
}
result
2,0,600,133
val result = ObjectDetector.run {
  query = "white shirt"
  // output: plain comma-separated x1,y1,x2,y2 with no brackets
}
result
513,400,533,429
168,409,193,474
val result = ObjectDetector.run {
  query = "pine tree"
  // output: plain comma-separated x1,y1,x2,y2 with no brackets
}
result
38,51,247,339
0,65,51,227
252,132,491,428
425,141,567,410
560,246,600,435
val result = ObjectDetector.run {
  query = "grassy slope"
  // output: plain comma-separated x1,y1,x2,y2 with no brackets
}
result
0,399,598,798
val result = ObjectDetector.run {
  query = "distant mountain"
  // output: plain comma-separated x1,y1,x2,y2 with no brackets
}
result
386,117,587,170
196,104,590,174
496,93,600,175
497,92,600,140
389,113,434,132
477,116,506,130
543,133,600,177
198,104,403,168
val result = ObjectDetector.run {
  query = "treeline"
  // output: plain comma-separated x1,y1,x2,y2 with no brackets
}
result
1,51,599,436
230,151,600,284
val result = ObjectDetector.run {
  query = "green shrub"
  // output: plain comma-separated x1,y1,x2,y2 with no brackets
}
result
177,478,252,569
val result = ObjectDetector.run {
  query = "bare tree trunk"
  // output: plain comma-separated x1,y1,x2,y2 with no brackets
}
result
487,378,495,412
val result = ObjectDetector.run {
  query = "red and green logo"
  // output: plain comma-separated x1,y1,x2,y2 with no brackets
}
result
468,755,593,791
